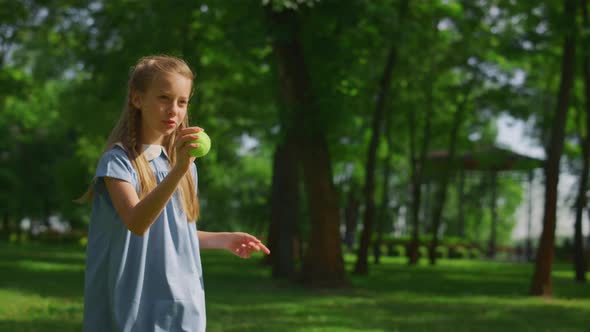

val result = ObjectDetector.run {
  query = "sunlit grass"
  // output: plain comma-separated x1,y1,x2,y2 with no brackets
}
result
1,242,589,331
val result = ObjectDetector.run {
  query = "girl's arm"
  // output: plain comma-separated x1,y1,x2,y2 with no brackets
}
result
197,231,230,249
198,231,270,258
105,127,201,236
105,165,187,236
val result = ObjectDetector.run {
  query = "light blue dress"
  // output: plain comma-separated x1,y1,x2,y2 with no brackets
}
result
83,144,206,332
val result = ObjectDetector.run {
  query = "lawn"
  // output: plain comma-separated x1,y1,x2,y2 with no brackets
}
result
0,242,589,331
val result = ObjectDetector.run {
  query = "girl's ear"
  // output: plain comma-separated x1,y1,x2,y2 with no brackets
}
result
131,90,142,110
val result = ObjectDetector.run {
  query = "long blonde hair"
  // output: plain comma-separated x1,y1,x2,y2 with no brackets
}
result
76,55,199,222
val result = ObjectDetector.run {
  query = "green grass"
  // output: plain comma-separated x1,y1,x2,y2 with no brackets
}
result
1,242,589,331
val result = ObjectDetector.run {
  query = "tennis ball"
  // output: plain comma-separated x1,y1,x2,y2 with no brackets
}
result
189,131,211,158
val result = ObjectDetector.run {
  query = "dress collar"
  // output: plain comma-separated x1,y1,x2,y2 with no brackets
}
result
114,142,168,161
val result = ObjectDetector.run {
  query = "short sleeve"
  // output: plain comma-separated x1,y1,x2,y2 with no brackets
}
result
94,146,136,192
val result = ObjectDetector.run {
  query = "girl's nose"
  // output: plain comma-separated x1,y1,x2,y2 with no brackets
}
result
168,104,180,116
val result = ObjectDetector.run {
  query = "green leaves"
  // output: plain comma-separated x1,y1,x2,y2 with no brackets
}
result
0,0,572,248
262,0,320,11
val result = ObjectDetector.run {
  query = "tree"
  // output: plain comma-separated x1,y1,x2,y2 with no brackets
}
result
572,0,590,283
354,0,409,276
530,0,577,296
266,5,347,287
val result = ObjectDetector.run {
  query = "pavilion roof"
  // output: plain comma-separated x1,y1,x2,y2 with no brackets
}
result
424,145,545,173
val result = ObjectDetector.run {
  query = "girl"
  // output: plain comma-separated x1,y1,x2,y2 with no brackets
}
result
77,55,270,332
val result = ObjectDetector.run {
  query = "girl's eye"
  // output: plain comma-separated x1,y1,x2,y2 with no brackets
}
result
179,101,188,106
159,95,169,101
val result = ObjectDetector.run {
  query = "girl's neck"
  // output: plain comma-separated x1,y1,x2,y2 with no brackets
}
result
139,131,165,146
141,140,164,145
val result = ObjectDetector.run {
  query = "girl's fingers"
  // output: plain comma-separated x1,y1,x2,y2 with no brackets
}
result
251,242,269,255
176,126,198,137
243,234,263,245
229,234,271,258
174,136,189,150
243,241,270,255
241,234,270,255
245,236,270,255
177,134,200,147
179,127,203,135
235,247,250,259
175,128,202,148
247,242,261,251
259,243,271,255
178,143,198,156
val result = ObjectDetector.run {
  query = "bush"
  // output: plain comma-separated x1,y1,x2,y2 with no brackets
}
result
419,246,428,258
470,248,482,259
36,229,87,244
79,236,88,248
444,236,465,245
8,233,29,244
393,244,406,257
452,246,470,259
436,246,449,259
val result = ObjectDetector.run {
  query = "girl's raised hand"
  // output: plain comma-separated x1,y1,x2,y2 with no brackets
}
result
173,126,203,173
224,232,270,259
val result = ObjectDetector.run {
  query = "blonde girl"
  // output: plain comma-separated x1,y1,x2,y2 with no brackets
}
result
79,55,269,332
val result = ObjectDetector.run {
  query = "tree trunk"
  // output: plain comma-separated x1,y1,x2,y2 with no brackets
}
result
374,103,396,265
530,0,577,296
355,0,409,275
299,136,348,286
407,111,421,264
423,182,432,234
267,8,347,287
526,171,534,262
407,102,433,264
0,214,9,241
487,171,498,259
268,138,299,278
429,85,471,265
475,175,486,243
344,184,360,251
354,45,397,275
573,0,590,282
573,126,588,281
457,170,466,238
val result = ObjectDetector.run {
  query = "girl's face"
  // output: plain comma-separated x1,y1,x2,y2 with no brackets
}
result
132,72,192,145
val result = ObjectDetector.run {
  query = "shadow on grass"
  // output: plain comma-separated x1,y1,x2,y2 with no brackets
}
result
347,258,590,300
1,243,589,331
0,243,85,299
203,252,590,301
206,299,589,332
202,252,590,331
0,320,81,332
0,242,86,266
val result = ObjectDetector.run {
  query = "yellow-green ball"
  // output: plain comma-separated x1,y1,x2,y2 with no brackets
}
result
189,131,211,158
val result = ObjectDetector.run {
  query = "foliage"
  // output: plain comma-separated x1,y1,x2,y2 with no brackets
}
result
0,0,575,273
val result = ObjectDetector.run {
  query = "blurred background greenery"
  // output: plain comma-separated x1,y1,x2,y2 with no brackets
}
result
1,0,590,330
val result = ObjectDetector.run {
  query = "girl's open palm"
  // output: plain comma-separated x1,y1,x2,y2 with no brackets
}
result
224,232,270,259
